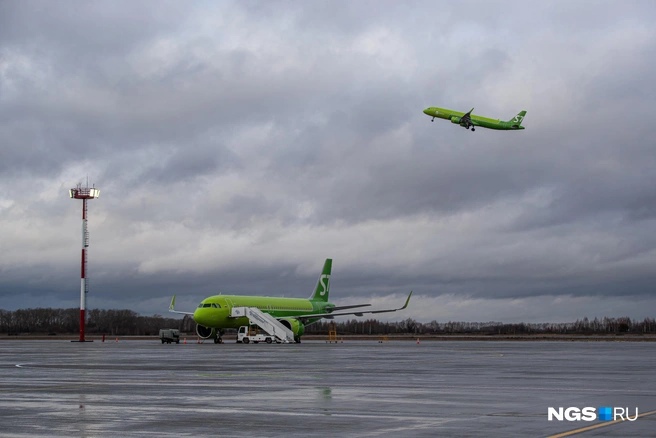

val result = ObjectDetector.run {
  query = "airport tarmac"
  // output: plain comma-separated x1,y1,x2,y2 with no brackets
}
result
1,339,654,437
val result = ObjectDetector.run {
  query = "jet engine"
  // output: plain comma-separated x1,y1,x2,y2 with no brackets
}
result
196,324,215,339
450,116,461,124
280,318,305,340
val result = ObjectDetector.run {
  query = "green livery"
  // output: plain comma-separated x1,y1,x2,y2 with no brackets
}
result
423,106,527,132
169,259,412,344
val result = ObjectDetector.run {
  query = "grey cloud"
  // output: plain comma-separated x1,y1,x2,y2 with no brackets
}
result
1,1,655,322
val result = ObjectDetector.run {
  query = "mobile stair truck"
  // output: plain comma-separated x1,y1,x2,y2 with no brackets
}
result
231,306,295,344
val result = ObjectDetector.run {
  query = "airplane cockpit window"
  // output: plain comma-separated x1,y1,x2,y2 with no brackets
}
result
201,303,212,308
211,303,221,308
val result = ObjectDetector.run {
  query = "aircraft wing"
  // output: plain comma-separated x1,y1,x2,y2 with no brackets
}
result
295,291,412,322
327,303,372,312
168,295,195,315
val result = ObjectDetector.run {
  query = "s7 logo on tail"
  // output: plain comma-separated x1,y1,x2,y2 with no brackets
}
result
319,274,330,296
513,115,524,123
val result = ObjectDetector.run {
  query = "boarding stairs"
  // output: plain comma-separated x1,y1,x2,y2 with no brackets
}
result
230,307,295,343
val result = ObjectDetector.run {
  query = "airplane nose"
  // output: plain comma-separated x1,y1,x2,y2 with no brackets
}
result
193,307,216,327
193,308,205,325
423,108,432,115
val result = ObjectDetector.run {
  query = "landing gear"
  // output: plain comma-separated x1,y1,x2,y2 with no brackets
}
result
471,127,475,131
213,330,224,344
431,117,434,122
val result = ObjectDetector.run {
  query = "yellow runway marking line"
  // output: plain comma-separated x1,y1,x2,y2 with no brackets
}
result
547,409,656,438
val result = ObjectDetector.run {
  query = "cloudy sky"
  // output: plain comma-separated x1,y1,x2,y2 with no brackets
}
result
1,0,655,323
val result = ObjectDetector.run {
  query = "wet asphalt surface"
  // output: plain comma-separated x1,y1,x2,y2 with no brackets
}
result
1,339,654,437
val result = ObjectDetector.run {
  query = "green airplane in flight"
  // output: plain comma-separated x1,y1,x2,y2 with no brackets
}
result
169,259,412,343
423,106,527,131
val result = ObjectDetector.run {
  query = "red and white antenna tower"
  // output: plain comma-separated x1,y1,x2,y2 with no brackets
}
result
69,182,100,342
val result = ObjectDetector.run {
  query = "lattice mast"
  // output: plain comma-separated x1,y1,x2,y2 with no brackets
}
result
69,183,100,342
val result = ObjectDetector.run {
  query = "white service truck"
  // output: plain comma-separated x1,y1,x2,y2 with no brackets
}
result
237,325,275,344
159,328,180,344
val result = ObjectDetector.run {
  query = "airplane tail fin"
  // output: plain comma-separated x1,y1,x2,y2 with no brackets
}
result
309,259,332,302
508,110,527,128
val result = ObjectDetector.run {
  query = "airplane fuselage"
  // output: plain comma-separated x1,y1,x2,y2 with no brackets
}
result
193,294,330,330
423,107,526,130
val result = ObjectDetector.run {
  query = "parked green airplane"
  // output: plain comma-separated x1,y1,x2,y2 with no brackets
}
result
423,106,527,131
169,259,412,343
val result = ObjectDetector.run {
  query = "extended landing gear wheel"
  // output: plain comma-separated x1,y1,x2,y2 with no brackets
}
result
471,127,475,131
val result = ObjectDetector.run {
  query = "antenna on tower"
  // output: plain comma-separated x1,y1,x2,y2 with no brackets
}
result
69,180,100,343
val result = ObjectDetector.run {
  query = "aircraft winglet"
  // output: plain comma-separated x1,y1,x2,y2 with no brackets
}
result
169,295,176,311
168,295,195,315
402,290,413,309
371,291,412,314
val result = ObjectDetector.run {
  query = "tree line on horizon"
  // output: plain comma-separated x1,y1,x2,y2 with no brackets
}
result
1,307,655,336
304,316,656,336
0,308,180,336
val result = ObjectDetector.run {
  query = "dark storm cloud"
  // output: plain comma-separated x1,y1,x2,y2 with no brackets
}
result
1,1,656,321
